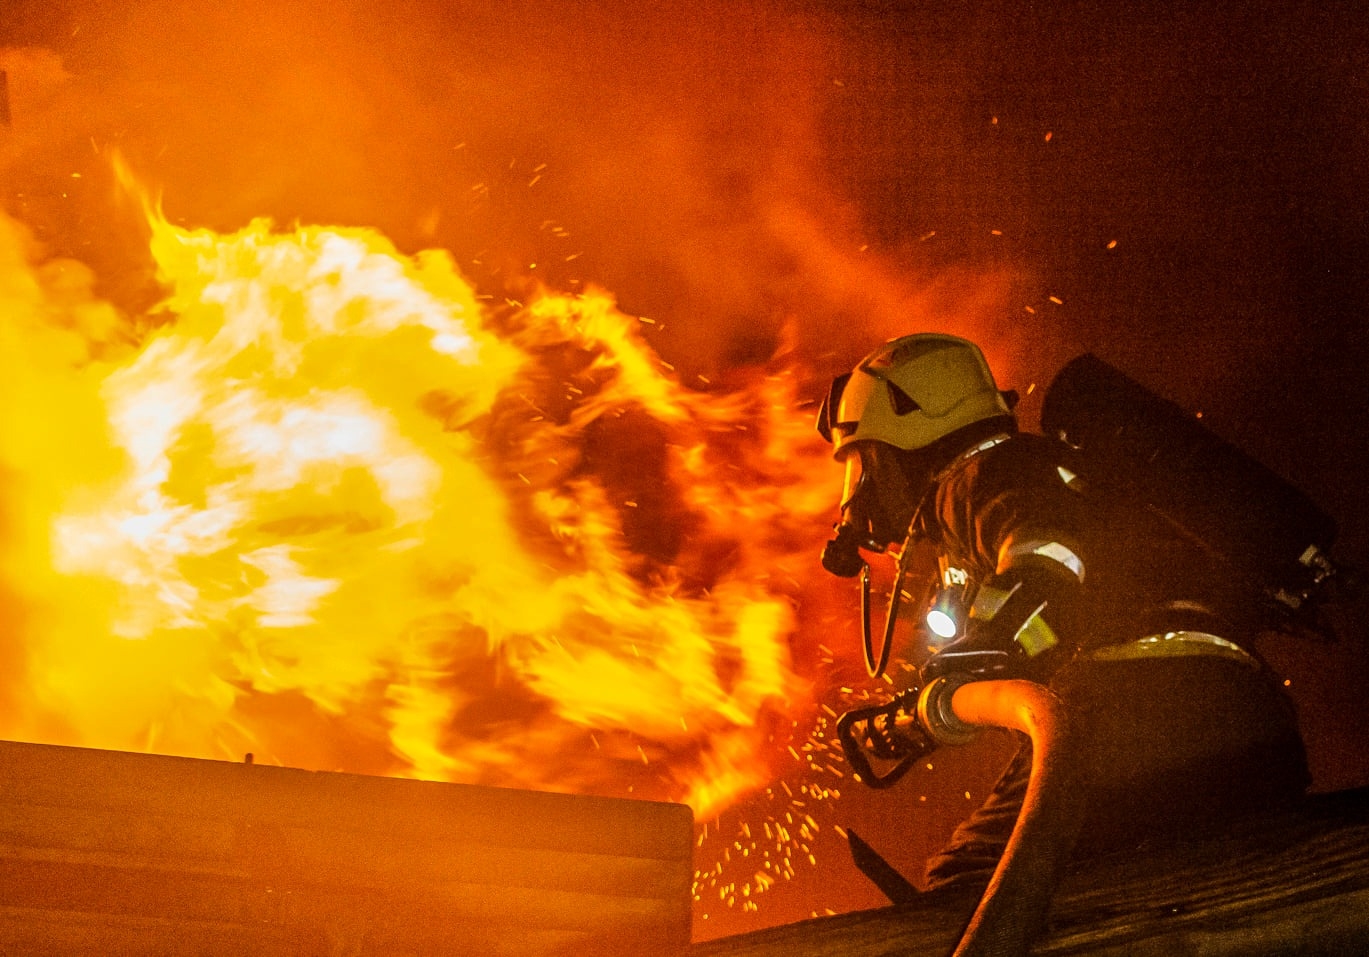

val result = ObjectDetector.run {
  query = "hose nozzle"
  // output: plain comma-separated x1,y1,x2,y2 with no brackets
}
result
836,690,935,789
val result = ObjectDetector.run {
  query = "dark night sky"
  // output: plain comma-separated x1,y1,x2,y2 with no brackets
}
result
3,0,1368,938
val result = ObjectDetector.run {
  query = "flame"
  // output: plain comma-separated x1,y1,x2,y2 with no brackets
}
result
0,201,838,817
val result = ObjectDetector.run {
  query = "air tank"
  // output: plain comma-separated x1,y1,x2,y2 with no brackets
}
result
1041,353,1337,612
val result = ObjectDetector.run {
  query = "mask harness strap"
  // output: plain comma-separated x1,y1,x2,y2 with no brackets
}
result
860,553,906,679
861,493,931,679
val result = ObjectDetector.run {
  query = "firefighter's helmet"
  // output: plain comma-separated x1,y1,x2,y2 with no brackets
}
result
817,333,1015,457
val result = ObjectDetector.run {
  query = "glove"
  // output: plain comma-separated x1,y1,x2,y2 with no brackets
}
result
920,620,1025,683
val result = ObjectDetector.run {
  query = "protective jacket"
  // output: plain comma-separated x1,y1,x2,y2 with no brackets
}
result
917,431,1309,888
920,431,1268,678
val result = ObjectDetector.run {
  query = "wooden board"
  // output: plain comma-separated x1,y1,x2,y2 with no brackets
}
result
0,738,693,956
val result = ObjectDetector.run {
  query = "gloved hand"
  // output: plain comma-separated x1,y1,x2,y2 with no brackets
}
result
920,620,1025,683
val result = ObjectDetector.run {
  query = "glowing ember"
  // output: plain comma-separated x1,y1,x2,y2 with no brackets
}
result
0,198,838,820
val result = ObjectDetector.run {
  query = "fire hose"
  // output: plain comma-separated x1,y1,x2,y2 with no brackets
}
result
838,675,1085,957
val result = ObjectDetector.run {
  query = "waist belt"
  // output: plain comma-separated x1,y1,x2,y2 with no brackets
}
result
1089,631,1257,667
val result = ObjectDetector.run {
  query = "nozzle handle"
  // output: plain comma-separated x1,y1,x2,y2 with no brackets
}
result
836,699,936,790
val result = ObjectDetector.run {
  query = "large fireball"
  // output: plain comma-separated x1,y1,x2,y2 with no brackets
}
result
0,202,836,819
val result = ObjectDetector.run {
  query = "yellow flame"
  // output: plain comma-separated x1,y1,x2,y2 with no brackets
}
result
0,203,836,817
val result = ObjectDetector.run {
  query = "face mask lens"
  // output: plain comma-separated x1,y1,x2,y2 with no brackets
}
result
840,451,866,511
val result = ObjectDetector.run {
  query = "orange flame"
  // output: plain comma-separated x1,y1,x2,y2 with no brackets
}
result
0,201,838,818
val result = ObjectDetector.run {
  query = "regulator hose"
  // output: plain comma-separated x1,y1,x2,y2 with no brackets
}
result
919,676,1085,957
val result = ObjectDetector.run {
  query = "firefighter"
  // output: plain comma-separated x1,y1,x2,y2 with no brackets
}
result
816,333,1309,888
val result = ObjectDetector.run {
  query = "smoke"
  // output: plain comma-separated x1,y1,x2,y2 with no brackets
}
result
2,0,1032,386
5,2,1366,392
